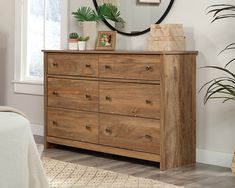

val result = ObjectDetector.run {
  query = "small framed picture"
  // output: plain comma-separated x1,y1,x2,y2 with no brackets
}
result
96,31,116,50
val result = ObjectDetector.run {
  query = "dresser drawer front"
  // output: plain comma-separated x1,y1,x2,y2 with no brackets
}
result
100,82,160,119
99,55,160,80
47,108,98,143
47,53,98,77
48,78,98,111
100,114,160,154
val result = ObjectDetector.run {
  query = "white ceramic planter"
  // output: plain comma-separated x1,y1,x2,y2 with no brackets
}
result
78,41,86,51
83,21,97,50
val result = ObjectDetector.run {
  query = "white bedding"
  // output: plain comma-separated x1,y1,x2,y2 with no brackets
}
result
0,112,49,188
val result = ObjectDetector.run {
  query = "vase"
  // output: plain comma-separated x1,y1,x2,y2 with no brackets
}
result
82,21,97,50
78,41,86,51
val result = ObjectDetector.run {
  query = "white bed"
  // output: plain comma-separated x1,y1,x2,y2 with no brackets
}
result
0,111,49,188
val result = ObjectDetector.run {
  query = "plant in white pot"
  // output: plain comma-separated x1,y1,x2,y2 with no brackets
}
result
78,36,90,51
72,4,125,50
72,7,100,50
68,32,79,50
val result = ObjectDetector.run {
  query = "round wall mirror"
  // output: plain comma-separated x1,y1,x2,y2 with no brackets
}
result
93,0,174,36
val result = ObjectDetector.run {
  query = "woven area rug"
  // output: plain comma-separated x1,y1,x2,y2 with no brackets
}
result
42,158,183,188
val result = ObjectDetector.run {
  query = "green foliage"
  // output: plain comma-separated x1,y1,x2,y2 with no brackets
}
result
200,65,235,104
69,32,79,39
97,4,125,25
72,7,100,22
72,4,125,25
78,36,90,41
201,3,235,104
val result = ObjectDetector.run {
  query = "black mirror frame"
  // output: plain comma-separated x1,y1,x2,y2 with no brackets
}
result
93,0,175,36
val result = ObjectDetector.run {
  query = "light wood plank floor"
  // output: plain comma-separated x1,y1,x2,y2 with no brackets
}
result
35,136,235,188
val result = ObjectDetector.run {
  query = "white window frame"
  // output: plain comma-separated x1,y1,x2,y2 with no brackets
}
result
14,0,69,95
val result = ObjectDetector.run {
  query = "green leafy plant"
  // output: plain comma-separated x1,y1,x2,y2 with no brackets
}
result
78,36,90,42
98,3,125,25
69,32,79,39
72,4,125,25
72,7,100,22
200,4,235,104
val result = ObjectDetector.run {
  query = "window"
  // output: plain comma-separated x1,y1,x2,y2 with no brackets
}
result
14,0,68,95
25,0,61,80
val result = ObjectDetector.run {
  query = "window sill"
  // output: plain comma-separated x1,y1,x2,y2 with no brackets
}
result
13,80,44,96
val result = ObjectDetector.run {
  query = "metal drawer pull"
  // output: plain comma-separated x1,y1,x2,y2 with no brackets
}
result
105,128,112,134
145,99,152,104
85,125,91,131
52,62,58,67
105,96,111,101
145,65,152,71
52,91,59,96
85,94,92,100
105,65,111,69
85,64,91,68
145,134,152,140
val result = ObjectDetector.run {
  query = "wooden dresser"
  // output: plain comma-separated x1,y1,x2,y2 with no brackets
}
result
43,50,197,170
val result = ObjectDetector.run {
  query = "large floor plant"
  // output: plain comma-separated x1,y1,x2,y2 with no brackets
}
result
200,4,235,104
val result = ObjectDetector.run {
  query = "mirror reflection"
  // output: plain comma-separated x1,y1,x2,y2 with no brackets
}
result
95,0,174,35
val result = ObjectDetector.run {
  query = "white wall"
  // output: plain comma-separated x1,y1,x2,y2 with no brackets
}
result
0,0,234,166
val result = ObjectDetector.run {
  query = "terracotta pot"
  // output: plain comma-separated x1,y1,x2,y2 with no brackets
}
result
68,39,78,50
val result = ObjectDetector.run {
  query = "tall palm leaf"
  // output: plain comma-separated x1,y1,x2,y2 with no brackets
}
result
72,7,100,22
201,3,235,104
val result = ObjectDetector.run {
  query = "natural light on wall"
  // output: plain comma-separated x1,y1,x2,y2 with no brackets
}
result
26,0,61,80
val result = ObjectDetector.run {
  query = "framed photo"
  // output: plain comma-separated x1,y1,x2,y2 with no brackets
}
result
138,0,160,4
96,31,116,50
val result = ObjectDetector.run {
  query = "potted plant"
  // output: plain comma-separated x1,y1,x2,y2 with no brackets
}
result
68,32,79,50
78,36,90,51
200,3,235,174
72,4,125,49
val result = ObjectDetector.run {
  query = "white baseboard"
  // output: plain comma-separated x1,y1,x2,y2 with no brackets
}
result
31,124,44,136
30,124,233,168
196,149,233,168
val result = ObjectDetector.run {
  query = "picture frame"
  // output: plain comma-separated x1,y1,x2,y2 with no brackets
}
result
138,0,160,4
96,31,116,50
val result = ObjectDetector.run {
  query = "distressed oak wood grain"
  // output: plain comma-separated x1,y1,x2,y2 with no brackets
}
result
44,51,197,170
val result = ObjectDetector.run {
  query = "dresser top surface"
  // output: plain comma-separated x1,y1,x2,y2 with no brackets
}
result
43,50,198,55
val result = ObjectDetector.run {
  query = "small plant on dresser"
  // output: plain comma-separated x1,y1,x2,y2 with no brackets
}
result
68,32,79,50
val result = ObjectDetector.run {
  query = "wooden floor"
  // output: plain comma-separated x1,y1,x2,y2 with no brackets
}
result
35,136,235,188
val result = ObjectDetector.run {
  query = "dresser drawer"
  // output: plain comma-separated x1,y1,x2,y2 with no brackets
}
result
47,78,98,111
47,108,98,143
47,53,98,77
99,55,160,80
99,82,160,119
100,114,160,154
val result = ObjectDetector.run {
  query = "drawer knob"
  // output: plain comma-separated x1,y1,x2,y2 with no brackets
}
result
52,121,58,126
105,96,112,101
145,65,152,71
85,94,92,100
52,62,58,67
145,99,152,104
52,91,59,96
145,134,152,140
105,65,111,69
85,64,91,68
85,125,91,131
105,128,112,134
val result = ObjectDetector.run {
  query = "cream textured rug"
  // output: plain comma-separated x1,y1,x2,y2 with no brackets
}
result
42,158,183,188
